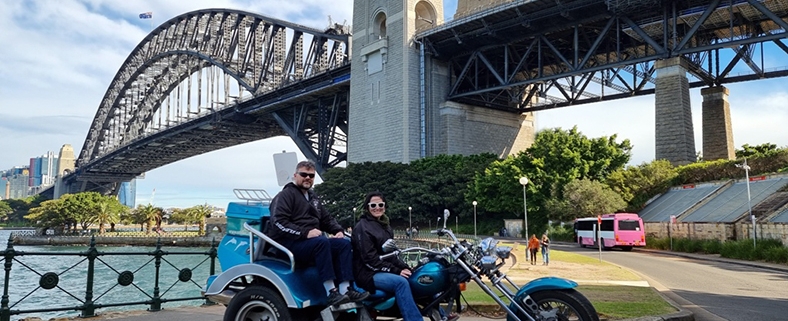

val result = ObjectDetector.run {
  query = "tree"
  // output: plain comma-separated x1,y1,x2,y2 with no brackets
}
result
0,201,12,221
188,204,213,235
169,208,193,231
607,160,677,212
545,179,626,221
134,204,162,234
25,199,69,233
94,198,125,234
736,143,779,159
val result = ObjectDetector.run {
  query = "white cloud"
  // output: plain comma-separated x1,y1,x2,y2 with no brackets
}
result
2,0,787,208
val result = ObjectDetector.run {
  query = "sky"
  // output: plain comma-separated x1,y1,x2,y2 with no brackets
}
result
1,0,787,208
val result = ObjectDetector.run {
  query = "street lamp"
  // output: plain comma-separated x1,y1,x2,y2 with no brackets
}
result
519,176,529,240
736,159,756,247
352,207,357,227
472,201,478,238
408,206,412,237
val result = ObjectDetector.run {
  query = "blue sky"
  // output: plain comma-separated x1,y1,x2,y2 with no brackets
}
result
1,0,787,208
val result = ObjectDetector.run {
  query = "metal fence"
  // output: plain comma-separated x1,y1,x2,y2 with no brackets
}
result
0,236,217,321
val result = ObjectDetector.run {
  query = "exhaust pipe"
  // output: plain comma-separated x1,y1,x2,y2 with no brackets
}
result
205,289,236,305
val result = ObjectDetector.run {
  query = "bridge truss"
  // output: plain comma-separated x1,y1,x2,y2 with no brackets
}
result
69,9,350,194
419,0,788,111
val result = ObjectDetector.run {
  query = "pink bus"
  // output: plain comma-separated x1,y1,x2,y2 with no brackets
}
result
574,213,645,251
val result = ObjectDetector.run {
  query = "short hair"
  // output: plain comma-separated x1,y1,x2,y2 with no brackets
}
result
295,160,316,172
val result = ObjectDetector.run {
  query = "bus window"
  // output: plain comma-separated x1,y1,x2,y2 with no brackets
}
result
618,220,641,231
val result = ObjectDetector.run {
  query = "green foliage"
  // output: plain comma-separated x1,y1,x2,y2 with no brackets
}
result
4,195,45,221
0,201,12,220
607,160,677,212
648,237,788,264
674,148,788,184
25,192,127,233
546,223,575,242
545,178,626,221
736,143,779,159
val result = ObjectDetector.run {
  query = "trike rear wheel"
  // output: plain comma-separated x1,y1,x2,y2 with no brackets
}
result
224,286,292,321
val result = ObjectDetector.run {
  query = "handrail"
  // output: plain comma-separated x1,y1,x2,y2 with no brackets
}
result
233,189,272,202
243,223,296,273
379,247,444,260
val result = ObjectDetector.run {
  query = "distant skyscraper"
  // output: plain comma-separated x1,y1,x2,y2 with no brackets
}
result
118,179,137,208
57,144,75,176
29,152,58,187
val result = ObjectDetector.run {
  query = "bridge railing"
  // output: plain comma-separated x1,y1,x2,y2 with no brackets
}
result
0,237,218,321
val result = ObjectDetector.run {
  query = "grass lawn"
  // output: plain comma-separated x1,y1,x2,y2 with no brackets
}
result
452,243,677,320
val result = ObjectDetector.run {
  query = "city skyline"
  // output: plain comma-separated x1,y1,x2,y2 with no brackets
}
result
2,0,788,208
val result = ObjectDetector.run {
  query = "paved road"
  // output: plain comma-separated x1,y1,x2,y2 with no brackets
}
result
556,243,788,321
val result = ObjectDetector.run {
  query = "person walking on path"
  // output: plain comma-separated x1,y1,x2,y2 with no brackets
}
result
528,234,540,265
540,234,550,265
269,160,368,306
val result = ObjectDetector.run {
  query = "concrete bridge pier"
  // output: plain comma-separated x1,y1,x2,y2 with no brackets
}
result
701,86,735,161
655,57,696,165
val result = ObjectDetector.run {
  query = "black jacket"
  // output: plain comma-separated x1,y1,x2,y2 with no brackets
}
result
268,182,343,241
352,213,410,292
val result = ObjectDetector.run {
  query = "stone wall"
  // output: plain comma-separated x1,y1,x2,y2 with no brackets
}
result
645,222,788,245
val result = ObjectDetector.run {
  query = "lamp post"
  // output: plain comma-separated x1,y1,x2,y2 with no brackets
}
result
352,207,356,227
736,159,756,247
408,206,412,237
472,201,478,238
519,177,529,240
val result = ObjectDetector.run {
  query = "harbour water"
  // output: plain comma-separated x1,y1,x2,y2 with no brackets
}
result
0,230,218,320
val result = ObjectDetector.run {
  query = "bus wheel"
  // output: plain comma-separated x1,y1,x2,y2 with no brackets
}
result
600,238,610,250
579,237,585,248
621,246,633,251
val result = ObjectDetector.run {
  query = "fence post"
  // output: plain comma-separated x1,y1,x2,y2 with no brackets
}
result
82,236,98,317
1,236,16,321
204,238,218,306
149,238,163,311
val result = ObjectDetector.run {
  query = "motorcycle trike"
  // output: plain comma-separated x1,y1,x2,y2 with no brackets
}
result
203,189,599,321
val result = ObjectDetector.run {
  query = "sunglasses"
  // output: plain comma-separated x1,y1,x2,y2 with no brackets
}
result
297,172,315,178
368,202,386,208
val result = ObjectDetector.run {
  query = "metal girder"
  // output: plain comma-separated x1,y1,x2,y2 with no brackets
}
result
78,9,351,169
66,8,352,195
271,90,349,175
420,0,788,112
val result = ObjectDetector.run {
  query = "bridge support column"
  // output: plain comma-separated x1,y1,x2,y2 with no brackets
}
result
701,86,735,161
655,57,696,165
436,102,534,157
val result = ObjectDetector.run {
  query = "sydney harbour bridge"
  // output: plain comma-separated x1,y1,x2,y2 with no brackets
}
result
43,0,788,198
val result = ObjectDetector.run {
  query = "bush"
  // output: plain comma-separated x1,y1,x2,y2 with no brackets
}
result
547,223,575,242
645,236,670,250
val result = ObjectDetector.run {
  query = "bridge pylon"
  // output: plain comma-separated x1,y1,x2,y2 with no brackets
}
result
349,0,534,163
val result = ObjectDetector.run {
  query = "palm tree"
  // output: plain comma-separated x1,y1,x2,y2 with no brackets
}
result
94,200,121,234
189,204,213,236
135,204,162,234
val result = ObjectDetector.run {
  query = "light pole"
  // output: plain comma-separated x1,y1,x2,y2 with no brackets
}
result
352,207,356,227
408,206,412,237
736,159,756,247
472,201,478,238
519,177,529,240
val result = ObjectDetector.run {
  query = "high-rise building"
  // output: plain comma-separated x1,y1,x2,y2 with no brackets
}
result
2,167,30,199
29,152,58,188
118,179,137,208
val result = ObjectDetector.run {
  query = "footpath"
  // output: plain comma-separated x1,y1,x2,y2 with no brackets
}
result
78,248,788,321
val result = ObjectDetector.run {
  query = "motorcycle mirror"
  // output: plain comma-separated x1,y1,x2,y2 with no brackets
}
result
443,209,450,229
381,239,398,253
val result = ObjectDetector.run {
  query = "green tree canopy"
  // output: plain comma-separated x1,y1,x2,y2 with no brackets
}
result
736,143,779,159
0,201,12,220
606,159,677,212
545,178,626,222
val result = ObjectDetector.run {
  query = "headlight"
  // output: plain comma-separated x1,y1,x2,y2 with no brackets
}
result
495,246,512,259
480,256,498,270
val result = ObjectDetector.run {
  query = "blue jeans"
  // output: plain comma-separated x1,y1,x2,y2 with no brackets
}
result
373,272,422,321
542,247,549,264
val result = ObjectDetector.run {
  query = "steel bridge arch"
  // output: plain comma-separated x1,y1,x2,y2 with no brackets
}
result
78,8,350,168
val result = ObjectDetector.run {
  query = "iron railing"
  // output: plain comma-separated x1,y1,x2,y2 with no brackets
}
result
0,236,217,321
